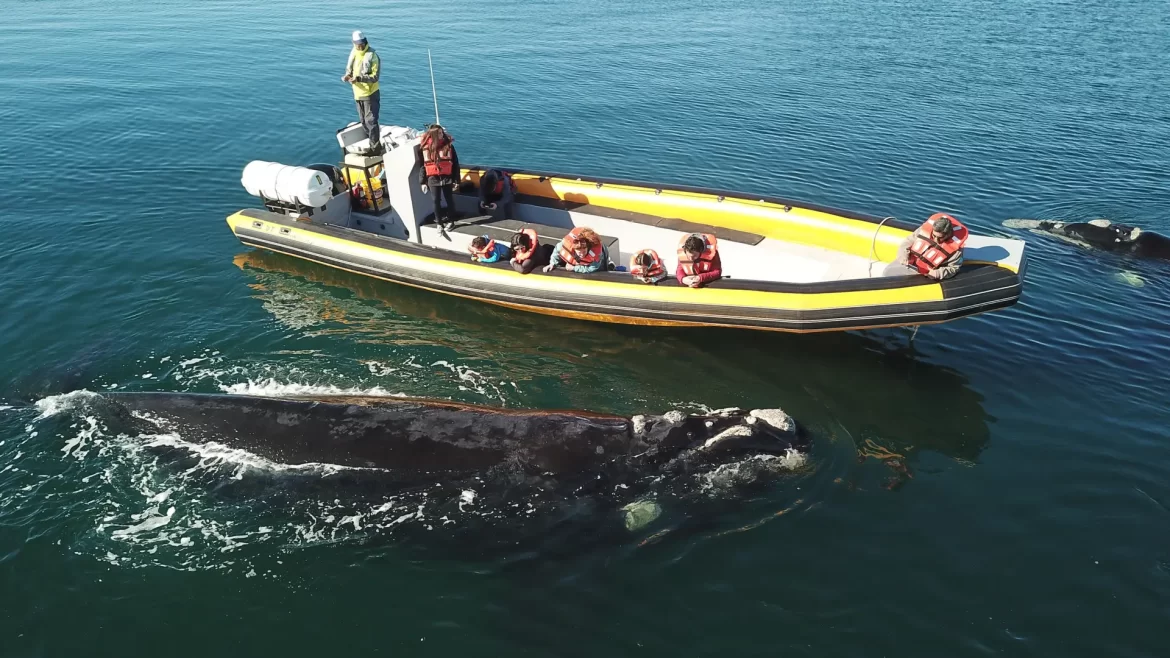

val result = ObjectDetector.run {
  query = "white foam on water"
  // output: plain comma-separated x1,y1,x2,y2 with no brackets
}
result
363,361,399,377
34,390,101,419
430,361,507,404
698,449,808,496
141,431,384,477
61,416,103,459
218,379,402,399
459,489,476,511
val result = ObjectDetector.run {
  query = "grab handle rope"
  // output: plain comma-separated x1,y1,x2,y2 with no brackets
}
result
870,216,897,261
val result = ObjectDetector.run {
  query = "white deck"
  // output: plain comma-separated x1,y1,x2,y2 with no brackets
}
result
398,197,1025,284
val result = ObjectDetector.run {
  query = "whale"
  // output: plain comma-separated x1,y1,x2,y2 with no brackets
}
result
96,392,805,478
1003,219,1170,260
54,391,808,556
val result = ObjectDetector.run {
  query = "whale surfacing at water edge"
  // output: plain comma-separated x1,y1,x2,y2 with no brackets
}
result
1003,219,1170,260
94,392,808,482
22,390,812,561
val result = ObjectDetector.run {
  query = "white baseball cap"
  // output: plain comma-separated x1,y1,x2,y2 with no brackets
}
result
352,30,366,43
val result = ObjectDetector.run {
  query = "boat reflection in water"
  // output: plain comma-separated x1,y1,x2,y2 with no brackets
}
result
234,249,990,489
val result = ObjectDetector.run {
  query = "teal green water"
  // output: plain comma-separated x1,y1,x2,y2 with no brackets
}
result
3,0,1170,655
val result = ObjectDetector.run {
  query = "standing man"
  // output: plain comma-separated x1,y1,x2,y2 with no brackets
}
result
342,30,381,152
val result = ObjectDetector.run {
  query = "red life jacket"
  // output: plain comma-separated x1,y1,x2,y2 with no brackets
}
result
557,227,603,266
677,233,719,276
630,249,665,279
907,213,968,275
488,170,509,196
469,237,497,260
511,228,538,262
420,132,455,177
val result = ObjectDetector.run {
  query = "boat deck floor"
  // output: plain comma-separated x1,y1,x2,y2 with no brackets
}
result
412,212,887,284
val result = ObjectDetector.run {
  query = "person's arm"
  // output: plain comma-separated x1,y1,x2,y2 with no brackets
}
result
894,235,914,265
416,145,427,187
927,249,964,280
693,253,723,285
572,247,607,273
450,147,461,182
342,51,354,80
480,244,508,264
352,51,380,83
547,248,566,268
676,262,688,285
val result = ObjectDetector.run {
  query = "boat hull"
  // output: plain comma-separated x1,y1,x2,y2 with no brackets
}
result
227,207,1024,333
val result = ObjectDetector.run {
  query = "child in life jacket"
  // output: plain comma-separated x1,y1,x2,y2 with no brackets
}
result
509,228,549,274
676,233,722,288
630,249,667,284
544,227,608,274
468,235,513,263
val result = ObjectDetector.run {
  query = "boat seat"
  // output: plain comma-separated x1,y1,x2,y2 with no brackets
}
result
509,193,765,245
447,216,620,259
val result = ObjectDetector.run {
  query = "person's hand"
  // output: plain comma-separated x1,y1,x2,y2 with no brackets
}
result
543,264,555,273
421,184,428,193
485,202,496,211
682,275,696,286
342,74,352,82
688,280,702,288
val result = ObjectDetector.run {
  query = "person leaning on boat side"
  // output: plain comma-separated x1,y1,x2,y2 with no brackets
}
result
478,168,515,220
544,227,607,274
468,234,513,263
341,31,381,153
630,249,667,284
416,124,461,228
887,213,969,281
676,233,722,288
510,227,550,274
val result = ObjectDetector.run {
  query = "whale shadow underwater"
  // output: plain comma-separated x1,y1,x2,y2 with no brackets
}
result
70,391,811,560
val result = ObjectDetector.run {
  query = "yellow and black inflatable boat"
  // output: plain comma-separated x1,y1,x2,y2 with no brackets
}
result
227,125,1025,333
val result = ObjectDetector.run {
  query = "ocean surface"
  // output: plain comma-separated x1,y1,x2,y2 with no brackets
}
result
3,0,1170,655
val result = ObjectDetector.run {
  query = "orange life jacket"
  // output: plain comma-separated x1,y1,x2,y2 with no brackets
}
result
511,228,538,262
469,237,497,260
420,132,455,177
630,249,665,279
907,213,968,275
677,233,719,276
558,227,603,266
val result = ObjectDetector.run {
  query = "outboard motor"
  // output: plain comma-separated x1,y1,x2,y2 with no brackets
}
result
240,161,351,226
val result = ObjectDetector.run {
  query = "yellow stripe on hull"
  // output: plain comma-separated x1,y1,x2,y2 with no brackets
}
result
227,212,946,312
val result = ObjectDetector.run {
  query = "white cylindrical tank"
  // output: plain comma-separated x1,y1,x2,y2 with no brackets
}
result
241,161,333,207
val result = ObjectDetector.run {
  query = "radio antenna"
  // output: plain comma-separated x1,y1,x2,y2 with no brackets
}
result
427,49,441,126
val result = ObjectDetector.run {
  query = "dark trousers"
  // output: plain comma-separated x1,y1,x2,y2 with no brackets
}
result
512,244,554,274
355,90,380,147
430,183,455,223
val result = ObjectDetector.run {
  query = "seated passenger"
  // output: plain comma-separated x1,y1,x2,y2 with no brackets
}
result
887,213,968,281
544,227,607,274
468,235,512,263
676,233,722,288
478,168,515,220
630,249,667,284
510,228,549,274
